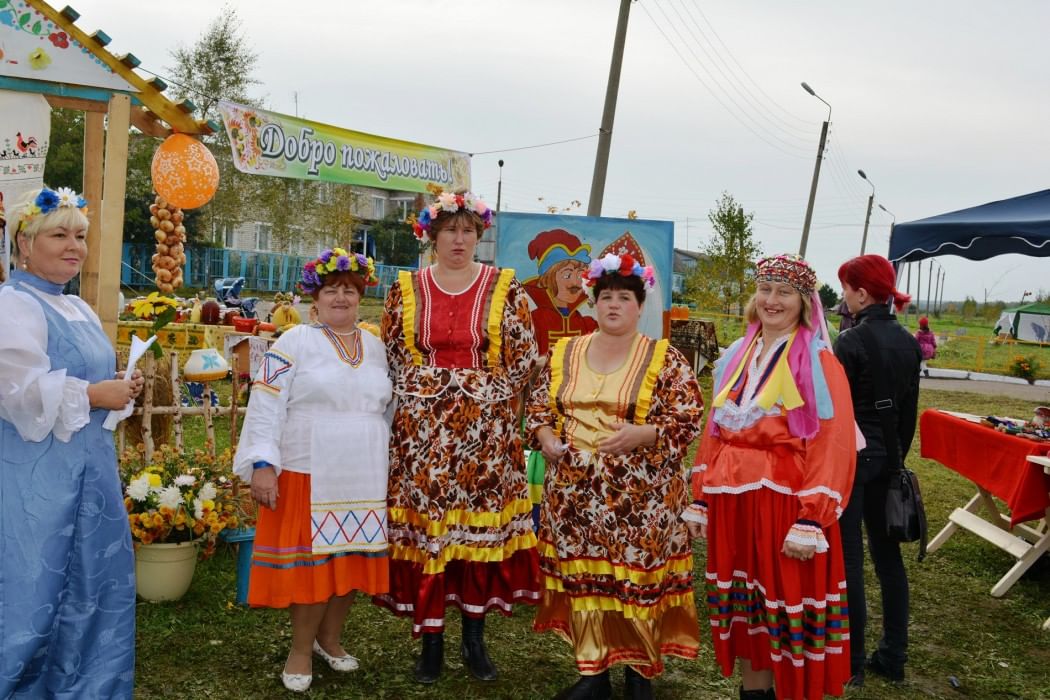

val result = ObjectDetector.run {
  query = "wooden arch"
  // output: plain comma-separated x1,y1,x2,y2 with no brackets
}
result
0,0,214,340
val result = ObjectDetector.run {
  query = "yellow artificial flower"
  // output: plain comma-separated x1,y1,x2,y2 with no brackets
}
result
28,48,51,70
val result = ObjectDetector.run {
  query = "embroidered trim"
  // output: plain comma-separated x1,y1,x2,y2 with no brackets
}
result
318,324,363,368
485,268,515,367
682,503,708,525
784,523,829,554
548,336,573,436
631,338,668,425
702,478,843,508
256,349,294,392
398,270,423,366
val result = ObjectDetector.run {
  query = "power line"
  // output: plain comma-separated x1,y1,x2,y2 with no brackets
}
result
666,0,813,143
683,0,815,131
470,132,600,156
640,1,810,159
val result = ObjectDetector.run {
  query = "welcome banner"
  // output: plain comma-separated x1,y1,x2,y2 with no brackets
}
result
218,101,471,193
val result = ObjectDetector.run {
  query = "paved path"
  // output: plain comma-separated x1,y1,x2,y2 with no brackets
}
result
920,377,1049,401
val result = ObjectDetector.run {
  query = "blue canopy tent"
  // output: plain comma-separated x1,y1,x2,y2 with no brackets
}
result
888,189,1050,263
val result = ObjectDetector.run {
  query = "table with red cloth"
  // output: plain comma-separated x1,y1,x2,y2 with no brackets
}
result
921,409,1050,597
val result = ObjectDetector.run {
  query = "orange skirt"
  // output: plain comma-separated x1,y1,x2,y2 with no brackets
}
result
248,470,388,608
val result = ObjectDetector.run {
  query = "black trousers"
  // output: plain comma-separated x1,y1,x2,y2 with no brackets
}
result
840,455,909,675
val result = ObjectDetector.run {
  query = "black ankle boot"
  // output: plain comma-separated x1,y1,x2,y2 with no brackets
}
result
739,688,775,700
624,665,654,700
414,632,444,684
553,671,612,700
461,613,498,681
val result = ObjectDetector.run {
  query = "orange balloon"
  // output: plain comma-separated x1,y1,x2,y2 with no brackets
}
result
151,134,219,209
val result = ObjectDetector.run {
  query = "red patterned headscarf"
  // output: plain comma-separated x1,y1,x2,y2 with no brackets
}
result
756,254,817,296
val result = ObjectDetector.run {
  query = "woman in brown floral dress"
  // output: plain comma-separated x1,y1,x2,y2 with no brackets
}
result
528,253,704,700
376,190,540,684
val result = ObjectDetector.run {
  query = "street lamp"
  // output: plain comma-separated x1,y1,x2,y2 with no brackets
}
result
798,82,831,258
496,159,504,213
878,203,895,225
857,169,875,254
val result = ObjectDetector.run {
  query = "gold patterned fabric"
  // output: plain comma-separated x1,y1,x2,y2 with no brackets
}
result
527,332,705,678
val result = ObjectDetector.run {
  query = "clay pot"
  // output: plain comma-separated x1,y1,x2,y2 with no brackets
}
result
232,316,258,333
199,300,221,325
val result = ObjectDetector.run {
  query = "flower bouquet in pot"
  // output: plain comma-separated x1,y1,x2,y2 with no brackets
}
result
120,443,244,558
120,443,250,601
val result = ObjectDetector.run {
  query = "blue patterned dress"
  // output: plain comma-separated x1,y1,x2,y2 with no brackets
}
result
0,269,135,699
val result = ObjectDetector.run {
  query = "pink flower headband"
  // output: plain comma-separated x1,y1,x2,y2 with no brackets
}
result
583,253,655,300
412,190,492,242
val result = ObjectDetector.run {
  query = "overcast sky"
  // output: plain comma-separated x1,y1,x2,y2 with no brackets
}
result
66,0,1049,303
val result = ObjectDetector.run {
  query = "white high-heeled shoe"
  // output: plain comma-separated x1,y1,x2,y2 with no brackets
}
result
281,671,312,693
313,640,360,672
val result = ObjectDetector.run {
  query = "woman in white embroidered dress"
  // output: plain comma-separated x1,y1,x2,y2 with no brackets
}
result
684,254,857,700
234,250,391,693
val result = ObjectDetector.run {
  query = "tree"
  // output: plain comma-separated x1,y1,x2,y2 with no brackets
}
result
368,212,419,267
818,283,839,310
166,5,261,242
43,108,83,188
684,192,763,314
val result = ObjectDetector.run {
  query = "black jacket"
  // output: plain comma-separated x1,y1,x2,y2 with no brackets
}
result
833,304,921,461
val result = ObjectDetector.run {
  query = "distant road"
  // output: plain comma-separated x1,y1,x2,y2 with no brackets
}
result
920,377,1048,401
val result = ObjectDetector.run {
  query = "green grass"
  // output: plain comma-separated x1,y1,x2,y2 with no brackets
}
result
134,377,1050,699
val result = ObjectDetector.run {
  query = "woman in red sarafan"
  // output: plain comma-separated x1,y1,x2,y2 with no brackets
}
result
376,190,540,684
684,254,857,700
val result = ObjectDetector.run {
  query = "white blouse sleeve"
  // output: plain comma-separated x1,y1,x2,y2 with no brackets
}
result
0,287,91,443
232,327,301,480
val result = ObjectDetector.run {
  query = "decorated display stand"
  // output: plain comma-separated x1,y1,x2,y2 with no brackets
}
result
117,348,257,602
0,0,216,340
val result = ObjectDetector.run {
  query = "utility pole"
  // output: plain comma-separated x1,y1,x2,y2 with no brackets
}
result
904,263,912,323
496,159,504,214
587,0,632,217
799,119,829,257
926,260,934,315
799,82,831,258
859,192,874,254
940,268,949,312
915,263,922,317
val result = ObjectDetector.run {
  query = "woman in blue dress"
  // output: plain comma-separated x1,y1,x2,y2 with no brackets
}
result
0,186,143,698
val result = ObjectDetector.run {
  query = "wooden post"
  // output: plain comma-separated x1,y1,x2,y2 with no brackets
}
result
81,93,130,343
170,352,183,451
82,112,104,277
141,353,155,457
229,353,240,449
202,382,215,449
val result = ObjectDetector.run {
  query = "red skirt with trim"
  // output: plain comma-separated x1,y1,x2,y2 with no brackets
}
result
705,487,850,700
248,470,388,609
373,550,540,636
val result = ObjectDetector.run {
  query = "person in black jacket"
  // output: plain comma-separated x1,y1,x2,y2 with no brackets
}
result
834,254,921,686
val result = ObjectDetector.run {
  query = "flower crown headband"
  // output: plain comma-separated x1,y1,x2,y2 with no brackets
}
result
300,247,378,294
17,186,88,232
583,253,656,300
412,190,493,242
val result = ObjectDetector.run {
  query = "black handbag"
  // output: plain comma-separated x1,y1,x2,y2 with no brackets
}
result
852,323,928,561
885,467,928,557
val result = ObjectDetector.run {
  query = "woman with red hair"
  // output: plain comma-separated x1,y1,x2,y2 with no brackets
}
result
834,254,921,686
